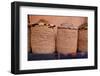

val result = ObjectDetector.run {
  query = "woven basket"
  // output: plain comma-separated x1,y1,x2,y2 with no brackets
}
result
31,25,55,54
78,24,88,52
56,23,78,55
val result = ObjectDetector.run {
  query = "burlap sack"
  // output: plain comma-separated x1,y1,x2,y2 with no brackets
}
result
31,24,55,54
78,24,88,52
56,23,78,55
28,26,31,52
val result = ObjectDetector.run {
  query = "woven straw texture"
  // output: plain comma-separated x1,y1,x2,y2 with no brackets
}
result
31,25,55,54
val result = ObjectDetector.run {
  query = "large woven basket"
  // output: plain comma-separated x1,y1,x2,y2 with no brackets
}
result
78,24,88,52
56,23,78,55
31,24,55,54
